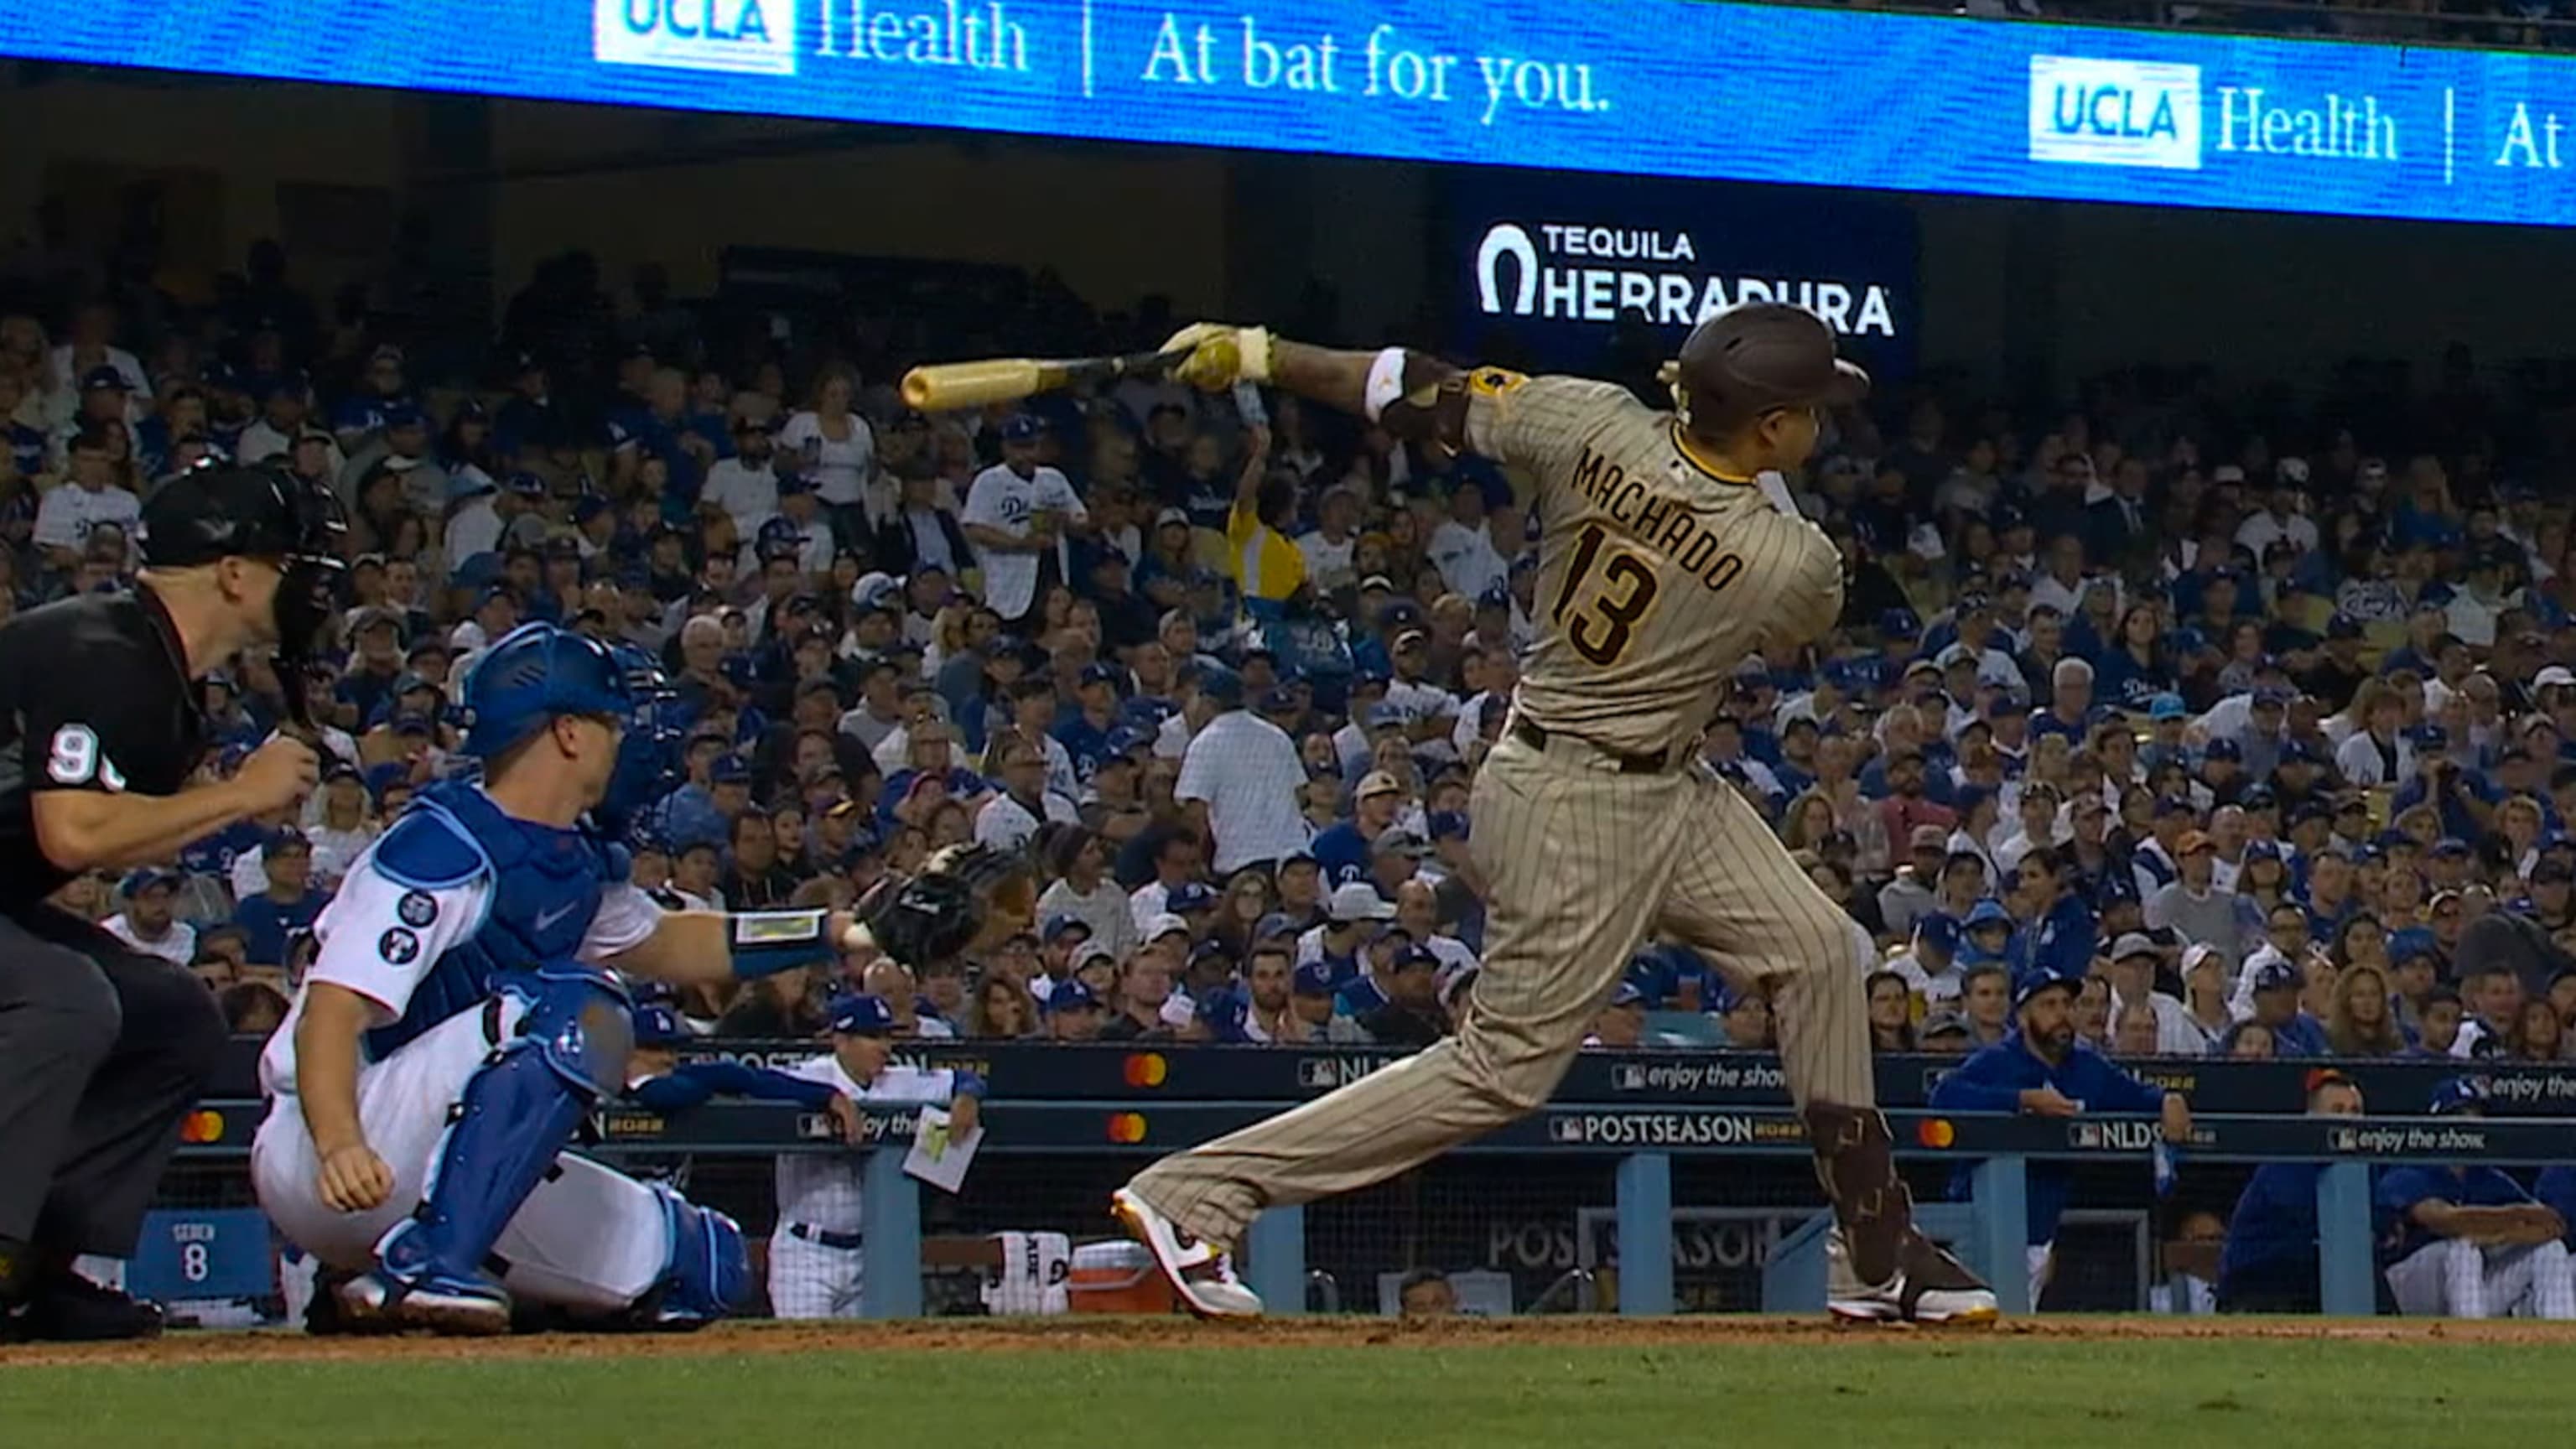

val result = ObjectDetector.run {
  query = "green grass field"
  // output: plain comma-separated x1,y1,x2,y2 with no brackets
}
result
2,1322,2567,1448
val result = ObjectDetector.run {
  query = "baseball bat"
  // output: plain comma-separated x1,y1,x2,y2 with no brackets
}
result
900,347,1188,412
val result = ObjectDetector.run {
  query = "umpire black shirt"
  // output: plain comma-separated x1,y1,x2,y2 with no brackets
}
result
0,588,208,911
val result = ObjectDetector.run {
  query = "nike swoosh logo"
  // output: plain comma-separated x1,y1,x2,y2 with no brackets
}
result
534,903,580,933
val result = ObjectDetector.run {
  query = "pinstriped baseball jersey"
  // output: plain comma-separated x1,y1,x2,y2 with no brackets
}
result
773,1057,959,1232
1462,372,1844,756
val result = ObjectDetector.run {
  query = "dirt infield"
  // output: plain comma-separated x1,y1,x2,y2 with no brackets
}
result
9,1312,2576,1368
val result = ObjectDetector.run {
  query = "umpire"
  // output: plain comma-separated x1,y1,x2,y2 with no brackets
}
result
0,465,340,1340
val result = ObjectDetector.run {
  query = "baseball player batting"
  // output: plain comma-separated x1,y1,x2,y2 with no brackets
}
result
1110,304,1997,1326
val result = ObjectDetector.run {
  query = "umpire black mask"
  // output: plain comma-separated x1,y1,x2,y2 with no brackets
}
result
138,464,350,730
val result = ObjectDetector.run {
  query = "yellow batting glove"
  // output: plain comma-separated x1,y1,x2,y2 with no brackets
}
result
1159,324,1273,391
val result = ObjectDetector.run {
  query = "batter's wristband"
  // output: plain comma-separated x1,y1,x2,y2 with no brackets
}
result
728,910,834,979
1361,347,1409,422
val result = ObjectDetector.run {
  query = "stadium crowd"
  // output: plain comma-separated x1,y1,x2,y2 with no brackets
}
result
7,245,2576,1076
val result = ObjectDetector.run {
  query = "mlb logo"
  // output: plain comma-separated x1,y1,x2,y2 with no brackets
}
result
1296,1058,1339,1089
796,1112,835,1141
595,0,799,76
1613,1063,1648,1092
2330,1126,2360,1152
2070,1121,2103,1149
1549,1116,1586,1143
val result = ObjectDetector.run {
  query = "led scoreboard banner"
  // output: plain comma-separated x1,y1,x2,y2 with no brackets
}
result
10,3,2576,221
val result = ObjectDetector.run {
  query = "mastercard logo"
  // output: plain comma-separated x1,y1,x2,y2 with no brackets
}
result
1915,1118,1956,1150
1123,1053,1169,1088
1107,1113,1149,1145
180,1110,226,1145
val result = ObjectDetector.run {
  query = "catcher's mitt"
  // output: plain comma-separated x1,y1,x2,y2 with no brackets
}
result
857,843,1036,968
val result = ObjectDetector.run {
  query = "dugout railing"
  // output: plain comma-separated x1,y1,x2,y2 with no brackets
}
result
168,1045,2576,1321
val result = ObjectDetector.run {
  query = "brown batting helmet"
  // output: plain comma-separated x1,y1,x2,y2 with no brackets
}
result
1664,302,1870,432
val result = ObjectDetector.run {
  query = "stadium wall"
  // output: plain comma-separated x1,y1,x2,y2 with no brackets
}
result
11,71,2576,389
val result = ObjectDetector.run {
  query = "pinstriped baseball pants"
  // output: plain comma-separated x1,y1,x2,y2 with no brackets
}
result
1130,731,1874,1245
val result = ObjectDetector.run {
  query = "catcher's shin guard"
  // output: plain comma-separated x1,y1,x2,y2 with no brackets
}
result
371,972,628,1308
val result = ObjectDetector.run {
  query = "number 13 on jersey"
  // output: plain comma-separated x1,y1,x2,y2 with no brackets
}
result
1550,522,1663,666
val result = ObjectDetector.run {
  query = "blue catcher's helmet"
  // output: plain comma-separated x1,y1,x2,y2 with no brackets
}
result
596,641,686,841
459,622,634,761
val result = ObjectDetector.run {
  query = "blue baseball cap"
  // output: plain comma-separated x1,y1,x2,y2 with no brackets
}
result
1427,810,1470,843
1197,665,1245,709
2148,693,2188,721
1167,881,1220,913
631,1004,688,1046
1104,725,1155,757
2411,724,2450,751
506,470,548,496
2387,927,2438,965
709,754,752,786
2428,1077,2490,1117
2013,966,2081,1010
1079,661,1124,689
1607,981,1647,1008
2248,956,2301,994
2202,737,2241,762
2432,837,2473,860
1877,607,1921,639
1041,979,1102,1015
1000,413,1046,442
828,994,898,1035
121,867,183,897
1042,912,1092,944
1964,899,2014,931
1291,961,1338,997
1915,911,1960,955
1389,943,1441,973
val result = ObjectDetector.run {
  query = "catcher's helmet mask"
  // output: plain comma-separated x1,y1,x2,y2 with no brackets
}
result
137,462,349,730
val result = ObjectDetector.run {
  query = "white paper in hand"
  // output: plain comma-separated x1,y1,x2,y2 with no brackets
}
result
902,1106,984,1194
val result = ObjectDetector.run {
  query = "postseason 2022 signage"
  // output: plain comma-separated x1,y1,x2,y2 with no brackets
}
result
17,2,2576,227
1437,169,1919,377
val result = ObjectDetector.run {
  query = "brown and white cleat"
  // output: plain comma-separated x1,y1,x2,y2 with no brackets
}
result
1111,1187,1264,1319
1825,1228,2001,1327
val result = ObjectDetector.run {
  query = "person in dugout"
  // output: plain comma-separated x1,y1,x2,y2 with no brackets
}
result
1928,964,2192,1309
2217,1068,2373,1313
